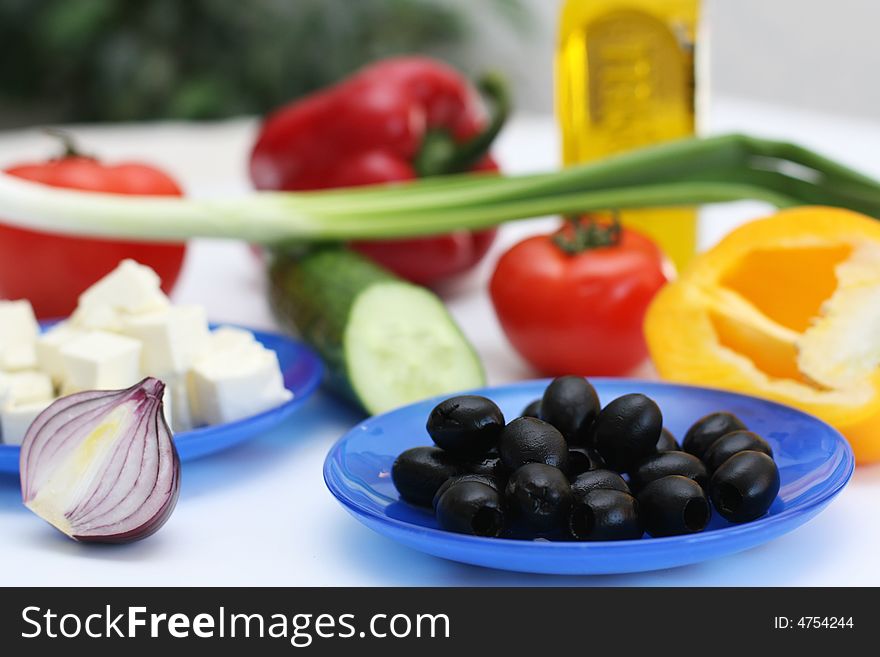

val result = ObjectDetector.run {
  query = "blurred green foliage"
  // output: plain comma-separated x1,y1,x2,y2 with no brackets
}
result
0,0,525,126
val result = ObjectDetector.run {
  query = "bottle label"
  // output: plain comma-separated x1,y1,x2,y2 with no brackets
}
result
583,9,694,156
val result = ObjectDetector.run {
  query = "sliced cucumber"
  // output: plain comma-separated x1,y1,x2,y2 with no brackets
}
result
344,282,484,413
270,246,484,414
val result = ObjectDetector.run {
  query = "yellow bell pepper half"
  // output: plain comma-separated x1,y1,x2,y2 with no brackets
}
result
646,206,880,464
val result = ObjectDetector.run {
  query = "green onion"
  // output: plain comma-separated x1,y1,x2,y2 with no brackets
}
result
1,133,878,244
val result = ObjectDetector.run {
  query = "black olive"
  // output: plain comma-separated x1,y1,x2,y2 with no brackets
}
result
391,447,463,507
656,428,680,452
703,430,774,473
637,475,711,537
426,395,505,457
498,417,569,471
568,489,643,541
463,454,507,480
630,451,708,491
505,463,572,533
521,399,542,419
709,451,780,523
540,376,601,445
566,447,606,477
435,481,506,537
432,473,501,510
592,393,663,472
682,411,747,459
571,469,630,496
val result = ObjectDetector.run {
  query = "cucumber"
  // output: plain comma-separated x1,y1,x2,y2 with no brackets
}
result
269,246,485,414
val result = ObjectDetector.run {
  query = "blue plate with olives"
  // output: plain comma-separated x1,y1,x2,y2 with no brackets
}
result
323,378,854,575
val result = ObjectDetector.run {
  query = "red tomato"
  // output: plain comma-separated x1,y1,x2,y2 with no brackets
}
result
490,222,668,376
0,154,187,318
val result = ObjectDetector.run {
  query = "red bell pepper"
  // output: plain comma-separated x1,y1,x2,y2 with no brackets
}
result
0,134,186,318
249,56,508,285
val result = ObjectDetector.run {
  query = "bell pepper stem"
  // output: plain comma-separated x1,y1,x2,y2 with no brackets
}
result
414,72,511,177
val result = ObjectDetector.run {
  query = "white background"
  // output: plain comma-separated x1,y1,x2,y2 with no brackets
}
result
1,92,879,585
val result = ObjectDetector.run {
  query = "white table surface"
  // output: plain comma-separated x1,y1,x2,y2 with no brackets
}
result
1,97,879,586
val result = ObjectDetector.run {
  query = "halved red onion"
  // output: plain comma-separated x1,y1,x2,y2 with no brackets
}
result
20,377,180,543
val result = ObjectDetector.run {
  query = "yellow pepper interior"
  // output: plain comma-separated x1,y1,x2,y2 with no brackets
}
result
646,207,880,463
720,245,852,332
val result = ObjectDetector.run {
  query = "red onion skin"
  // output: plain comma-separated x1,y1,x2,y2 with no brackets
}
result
74,460,180,544
20,388,129,498
20,378,181,544
77,407,181,544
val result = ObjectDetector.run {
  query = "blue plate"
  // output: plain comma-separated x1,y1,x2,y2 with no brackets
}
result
0,325,323,474
324,378,854,575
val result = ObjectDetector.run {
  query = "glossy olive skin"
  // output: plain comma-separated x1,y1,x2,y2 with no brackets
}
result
499,417,569,471
435,481,506,537
682,412,747,459
637,475,711,537
592,393,663,471
709,451,780,523
656,428,680,452
521,399,542,419
571,469,630,496
703,430,773,473
505,463,572,533
540,376,601,445
392,447,463,507
432,473,501,510
426,395,505,457
566,447,606,477
630,451,708,491
568,488,643,541
463,454,508,481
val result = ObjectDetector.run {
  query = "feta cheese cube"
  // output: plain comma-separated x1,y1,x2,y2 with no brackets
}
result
0,399,53,445
0,343,37,371
120,306,210,376
206,326,257,352
0,370,54,406
36,321,88,383
0,300,39,371
160,381,175,432
70,304,124,332
77,259,169,317
60,331,142,392
188,342,291,426
162,373,193,433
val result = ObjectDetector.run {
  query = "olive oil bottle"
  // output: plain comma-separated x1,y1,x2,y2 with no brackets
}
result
556,0,700,270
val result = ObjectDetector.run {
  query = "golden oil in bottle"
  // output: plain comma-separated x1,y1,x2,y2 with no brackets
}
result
556,0,700,270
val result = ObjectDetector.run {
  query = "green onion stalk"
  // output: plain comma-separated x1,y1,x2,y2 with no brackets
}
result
2,133,880,244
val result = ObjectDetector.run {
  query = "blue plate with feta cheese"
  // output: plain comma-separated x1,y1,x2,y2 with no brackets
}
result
0,325,323,474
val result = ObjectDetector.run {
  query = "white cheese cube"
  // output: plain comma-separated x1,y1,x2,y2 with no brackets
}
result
77,259,169,316
70,305,124,332
0,300,39,371
0,370,54,406
188,343,291,426
162,373,193,433
120,306,210,376
0,343,37,371
160,382,175,433
207,326,257,352
0,399,53,446
60,331,142,392
36,321,88,383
